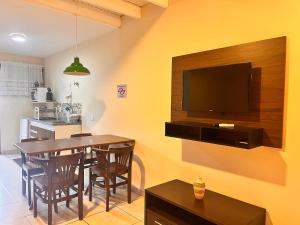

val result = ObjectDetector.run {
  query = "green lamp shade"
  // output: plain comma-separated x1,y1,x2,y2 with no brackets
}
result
64,57,90,76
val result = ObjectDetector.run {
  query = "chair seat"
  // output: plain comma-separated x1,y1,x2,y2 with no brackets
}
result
33,173,79,189
23,161,44,174
109,143,130,148
90,163,128,177
84,152,96,165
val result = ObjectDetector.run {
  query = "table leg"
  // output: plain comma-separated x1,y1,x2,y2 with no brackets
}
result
21,152,26,196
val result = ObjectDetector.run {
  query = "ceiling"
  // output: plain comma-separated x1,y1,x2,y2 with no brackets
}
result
0,0,116,58
0,0,167,58
126,0,148,7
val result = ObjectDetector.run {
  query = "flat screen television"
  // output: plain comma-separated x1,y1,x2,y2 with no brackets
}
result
183,63,252,113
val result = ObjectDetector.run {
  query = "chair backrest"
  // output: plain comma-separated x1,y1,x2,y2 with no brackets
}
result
52,152,84,188
70,133,92,138
21,137,50,143
110,145,134,175
94,144,134,176
21,138,39,142
33,152,84,188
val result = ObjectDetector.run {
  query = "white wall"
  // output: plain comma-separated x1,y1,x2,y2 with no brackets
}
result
45,0,300,224
0,52,43,152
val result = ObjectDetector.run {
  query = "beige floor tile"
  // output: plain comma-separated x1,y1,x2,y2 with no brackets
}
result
90,193,121,210
67,195,106,217
26,201,82,225
110,186,141,203
88,187,123,211
5,196,50,212
118,197,144,221
0,201,33,224
26,206,79,225
4,216,32,225
84,208,139,225
66,220,88,225
0,156,28,203
0,184,15,206
0,155,145,225
0,156,22,184
90,185,141,210
4,154,20,159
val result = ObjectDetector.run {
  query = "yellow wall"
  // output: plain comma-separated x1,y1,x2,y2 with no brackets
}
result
45,0,300,224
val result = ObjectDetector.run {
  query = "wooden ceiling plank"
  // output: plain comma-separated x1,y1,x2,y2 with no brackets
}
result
146,0,168,8
81,0,141,18
24,0,122,28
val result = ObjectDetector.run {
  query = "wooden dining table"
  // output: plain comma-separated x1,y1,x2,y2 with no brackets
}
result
15,134,135,156
14,134,135,202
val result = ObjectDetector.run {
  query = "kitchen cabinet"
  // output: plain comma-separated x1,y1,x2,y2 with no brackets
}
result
30,126,55,140
30,120,81,140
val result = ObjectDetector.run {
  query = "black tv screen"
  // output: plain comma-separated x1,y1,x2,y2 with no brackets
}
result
183,63,252,113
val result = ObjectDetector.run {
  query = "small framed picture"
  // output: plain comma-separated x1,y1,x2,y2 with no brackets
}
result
117,84,127,98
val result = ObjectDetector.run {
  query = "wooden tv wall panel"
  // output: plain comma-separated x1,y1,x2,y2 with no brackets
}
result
171,37,286,148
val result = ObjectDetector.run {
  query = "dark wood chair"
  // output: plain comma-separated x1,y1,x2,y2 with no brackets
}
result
70,133,92,138
70,133,96,168
32,152,84,225
88,144,134,211
21,138,52,206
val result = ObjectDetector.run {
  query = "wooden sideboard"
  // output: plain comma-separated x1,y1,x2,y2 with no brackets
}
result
145,180,266,225
165,121,263,149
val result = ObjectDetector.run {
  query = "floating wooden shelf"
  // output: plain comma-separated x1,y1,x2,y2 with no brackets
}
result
165,121,263,149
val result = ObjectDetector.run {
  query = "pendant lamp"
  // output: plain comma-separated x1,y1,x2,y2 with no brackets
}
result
64,14,90,76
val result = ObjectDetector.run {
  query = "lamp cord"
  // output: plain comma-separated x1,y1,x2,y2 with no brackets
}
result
76,14,78,56
75,0,78,57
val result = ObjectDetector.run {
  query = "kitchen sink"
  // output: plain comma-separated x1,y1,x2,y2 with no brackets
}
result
47,121,67,125
33,119,67,125
38,117,58,121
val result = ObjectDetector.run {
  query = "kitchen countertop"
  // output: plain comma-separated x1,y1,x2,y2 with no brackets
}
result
30,119,81,126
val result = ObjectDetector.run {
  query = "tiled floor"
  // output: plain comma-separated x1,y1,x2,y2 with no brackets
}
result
0,155,144,225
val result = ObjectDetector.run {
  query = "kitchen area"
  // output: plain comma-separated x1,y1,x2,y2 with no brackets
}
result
20,85,82,142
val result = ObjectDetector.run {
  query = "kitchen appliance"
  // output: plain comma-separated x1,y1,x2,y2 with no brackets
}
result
31,87,48,102
33,105,58,121
20,118,30,141
46,88,53,101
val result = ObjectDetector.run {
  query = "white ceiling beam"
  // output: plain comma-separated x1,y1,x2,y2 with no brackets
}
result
81,0,141,18
146,0,168,8
24,0,122,28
